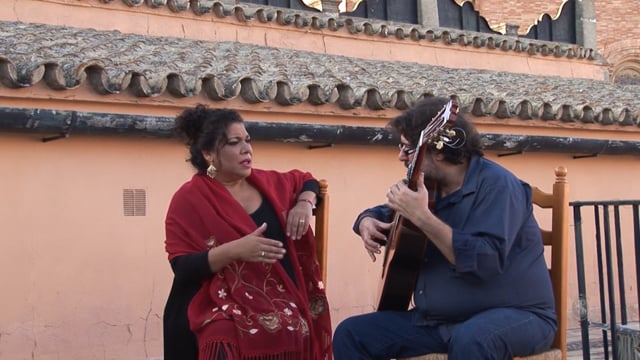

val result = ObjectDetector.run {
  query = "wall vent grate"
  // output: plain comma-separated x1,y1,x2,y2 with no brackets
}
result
123,189,146,216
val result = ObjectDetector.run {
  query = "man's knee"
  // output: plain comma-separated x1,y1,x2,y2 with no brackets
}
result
448,324,505,360
334,317,358,341
449,334,497,359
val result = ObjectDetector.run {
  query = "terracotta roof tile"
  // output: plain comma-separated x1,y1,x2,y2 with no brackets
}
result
94,0,598,60
1,20,638,126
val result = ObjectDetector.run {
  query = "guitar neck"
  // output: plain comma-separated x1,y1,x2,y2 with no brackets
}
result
405,146,426,191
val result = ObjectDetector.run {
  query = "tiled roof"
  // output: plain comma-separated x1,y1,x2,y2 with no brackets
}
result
92,0,599,61
1,20,639,127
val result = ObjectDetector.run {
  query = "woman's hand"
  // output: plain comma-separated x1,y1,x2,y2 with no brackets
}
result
231,223,286,263
286,199,314,240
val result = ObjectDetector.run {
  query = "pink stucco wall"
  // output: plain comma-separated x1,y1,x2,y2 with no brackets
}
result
1,1,639,359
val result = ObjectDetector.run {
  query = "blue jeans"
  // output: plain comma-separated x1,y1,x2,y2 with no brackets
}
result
333,308,556,360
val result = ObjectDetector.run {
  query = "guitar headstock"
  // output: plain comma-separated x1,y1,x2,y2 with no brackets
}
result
405,99,463,186
416,99,460,151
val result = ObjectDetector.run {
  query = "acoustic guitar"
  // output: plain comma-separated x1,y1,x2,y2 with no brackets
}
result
376,99,461,311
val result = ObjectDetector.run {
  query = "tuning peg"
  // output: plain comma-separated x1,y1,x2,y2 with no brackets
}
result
436,141,444,150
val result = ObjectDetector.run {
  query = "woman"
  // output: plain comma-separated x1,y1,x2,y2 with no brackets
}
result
163,104,332,360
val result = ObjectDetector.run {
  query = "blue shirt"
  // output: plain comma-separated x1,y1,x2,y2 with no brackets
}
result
354,156,557,327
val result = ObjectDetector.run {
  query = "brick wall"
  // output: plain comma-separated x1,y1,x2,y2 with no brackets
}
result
455,0,640,75
593,0,639,53
454,0,566,35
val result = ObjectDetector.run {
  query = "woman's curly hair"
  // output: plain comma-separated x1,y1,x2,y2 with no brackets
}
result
174,104,244,172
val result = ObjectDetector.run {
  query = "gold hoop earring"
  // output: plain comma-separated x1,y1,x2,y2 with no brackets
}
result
206,164,217,179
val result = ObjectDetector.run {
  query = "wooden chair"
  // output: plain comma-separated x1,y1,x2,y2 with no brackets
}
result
401,166,569,360
313,179,330,285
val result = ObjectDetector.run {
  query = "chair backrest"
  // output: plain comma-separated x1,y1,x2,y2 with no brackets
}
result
313,179,329,285
531,166,569,360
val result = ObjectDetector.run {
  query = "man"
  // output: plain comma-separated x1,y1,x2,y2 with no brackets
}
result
333,97,557,359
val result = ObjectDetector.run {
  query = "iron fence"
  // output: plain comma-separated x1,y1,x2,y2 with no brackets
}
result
572,200,640,360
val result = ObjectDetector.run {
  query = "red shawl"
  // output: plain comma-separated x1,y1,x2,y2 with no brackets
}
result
165,169,332,360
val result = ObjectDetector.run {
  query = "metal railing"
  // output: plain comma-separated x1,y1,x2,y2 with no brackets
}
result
572,200,640,360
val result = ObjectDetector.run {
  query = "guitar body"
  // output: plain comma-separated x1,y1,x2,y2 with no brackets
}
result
374,99,459,312
376,214,428,311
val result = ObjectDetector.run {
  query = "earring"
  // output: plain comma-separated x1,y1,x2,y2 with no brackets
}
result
206,163,217,179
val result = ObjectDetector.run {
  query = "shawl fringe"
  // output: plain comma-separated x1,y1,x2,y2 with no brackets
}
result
200,340,320,360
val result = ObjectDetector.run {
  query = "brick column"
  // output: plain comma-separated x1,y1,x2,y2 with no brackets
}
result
417,0,439,27
576,0,597,49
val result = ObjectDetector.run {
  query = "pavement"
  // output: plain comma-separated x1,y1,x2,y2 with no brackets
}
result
566,324,639,360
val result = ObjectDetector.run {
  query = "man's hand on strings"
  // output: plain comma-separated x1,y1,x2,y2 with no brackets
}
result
358,217,391,262
386,172,431,226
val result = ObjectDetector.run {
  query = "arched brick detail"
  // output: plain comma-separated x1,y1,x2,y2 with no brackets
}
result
612,60,640,85
602,39,640,84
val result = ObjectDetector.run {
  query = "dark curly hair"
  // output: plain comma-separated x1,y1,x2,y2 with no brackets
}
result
174,104,244,172
388,96,484,164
